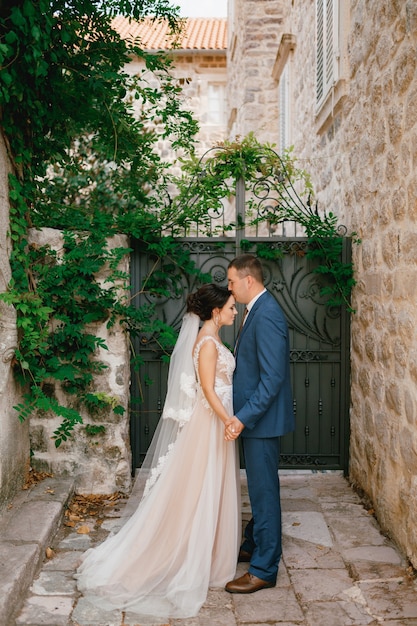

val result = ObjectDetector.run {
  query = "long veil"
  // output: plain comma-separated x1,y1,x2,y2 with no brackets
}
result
135,312,200,499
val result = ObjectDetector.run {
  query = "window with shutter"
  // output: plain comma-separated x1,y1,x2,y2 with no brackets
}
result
272,34,296,154
207,83,226,126
316,0,339,109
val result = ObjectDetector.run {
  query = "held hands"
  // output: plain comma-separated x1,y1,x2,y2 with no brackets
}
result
225,416,244,441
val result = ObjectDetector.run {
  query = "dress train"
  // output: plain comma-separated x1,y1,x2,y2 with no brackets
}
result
75,336,241,620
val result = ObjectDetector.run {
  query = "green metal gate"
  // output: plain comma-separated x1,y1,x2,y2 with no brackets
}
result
130,150,351,474
130,236,351,473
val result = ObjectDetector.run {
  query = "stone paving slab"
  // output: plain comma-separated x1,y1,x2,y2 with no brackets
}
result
70,597,122,626
305,473,363,502
321,501,387,549
0,543,40,626
57,533,93,551
282,535,346,569
289,567,355,603
31,570,77,596
168,589,236,626
42,550,83,572
282,510,333,546
302,598,377,625
280,482,317,501
349,559,408,582
342,544,403,566
233,584,305,623
8,472,417,626
14,596,75,626
359,578,417,620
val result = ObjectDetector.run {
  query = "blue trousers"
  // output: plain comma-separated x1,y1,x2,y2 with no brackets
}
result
241,437,282,583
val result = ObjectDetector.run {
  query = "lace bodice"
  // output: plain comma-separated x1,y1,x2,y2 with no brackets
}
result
193,336,235,408
142,337,234,498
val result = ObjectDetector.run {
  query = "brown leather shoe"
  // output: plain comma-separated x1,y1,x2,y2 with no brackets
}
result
225,572,276,594
238,548,252,562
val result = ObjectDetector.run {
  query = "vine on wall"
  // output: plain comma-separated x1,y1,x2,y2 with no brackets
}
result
0,0,203,445
172,134,359,311
0,2,357,448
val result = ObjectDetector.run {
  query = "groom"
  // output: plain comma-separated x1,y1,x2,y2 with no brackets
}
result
225,254,295,593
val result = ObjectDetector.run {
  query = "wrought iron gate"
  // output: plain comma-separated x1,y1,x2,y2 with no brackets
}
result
130,149,351,474
130,236,351,473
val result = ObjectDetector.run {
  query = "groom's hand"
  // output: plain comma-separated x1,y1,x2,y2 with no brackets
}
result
225,416,244,441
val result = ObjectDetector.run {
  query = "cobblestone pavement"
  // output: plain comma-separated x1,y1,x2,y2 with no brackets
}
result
5,471,417,626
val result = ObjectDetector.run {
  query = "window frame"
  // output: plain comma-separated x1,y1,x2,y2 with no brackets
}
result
315,0,349,128
206,81,227,127
278,62,291,155
272,34,296,154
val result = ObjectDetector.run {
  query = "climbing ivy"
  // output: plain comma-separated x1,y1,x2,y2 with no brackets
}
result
0,0,203,445
172,134,359,311
0,2,357,448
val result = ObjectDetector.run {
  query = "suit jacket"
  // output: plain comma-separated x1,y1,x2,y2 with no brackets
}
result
233,291,295,438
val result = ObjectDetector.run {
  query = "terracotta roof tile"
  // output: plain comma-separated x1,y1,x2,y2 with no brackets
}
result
112,16,227,51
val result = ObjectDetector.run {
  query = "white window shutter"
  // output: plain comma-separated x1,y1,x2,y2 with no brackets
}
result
316,0,325,104
326,0,334,86
316,0,339,109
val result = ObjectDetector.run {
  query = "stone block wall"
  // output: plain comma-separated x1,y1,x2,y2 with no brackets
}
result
227,0,285,144
0,133,30,511
128,52,232,229
128,52,227,163
275,0,417,566
28,229,132,496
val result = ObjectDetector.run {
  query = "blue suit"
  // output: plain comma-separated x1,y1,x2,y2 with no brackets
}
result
233,290,294,582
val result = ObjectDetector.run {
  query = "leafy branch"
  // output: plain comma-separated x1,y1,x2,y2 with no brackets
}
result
0,0,202,444
170,134,359,311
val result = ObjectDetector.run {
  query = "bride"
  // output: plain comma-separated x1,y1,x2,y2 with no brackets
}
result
75,283,241,620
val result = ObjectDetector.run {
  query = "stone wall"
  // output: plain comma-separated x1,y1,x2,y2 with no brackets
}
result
28,229,132,496
250,0,417,566
127,51,227,162
0,133,30,510
127,51,232,227
227,0,285,144
0,50,228,502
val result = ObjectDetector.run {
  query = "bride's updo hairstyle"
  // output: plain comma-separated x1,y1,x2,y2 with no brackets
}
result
187,284,232,321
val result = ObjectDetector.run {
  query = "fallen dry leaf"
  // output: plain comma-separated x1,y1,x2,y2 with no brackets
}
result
77,525,91,534
22,468,53,490
45,547,55,559
65,492,124,525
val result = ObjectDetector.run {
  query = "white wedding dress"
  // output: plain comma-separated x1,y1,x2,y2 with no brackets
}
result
75,334,241,621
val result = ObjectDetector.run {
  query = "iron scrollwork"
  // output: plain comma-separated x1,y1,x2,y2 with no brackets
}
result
263,261,341,346
290,351,328,362
280,454,327,466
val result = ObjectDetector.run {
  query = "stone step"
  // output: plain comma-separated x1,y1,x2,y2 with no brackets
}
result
0,477,74,626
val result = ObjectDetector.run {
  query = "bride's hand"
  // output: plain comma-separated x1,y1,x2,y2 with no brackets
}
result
224,416,244,441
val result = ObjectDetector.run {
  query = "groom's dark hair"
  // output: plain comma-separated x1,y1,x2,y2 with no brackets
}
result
228,254,264,284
